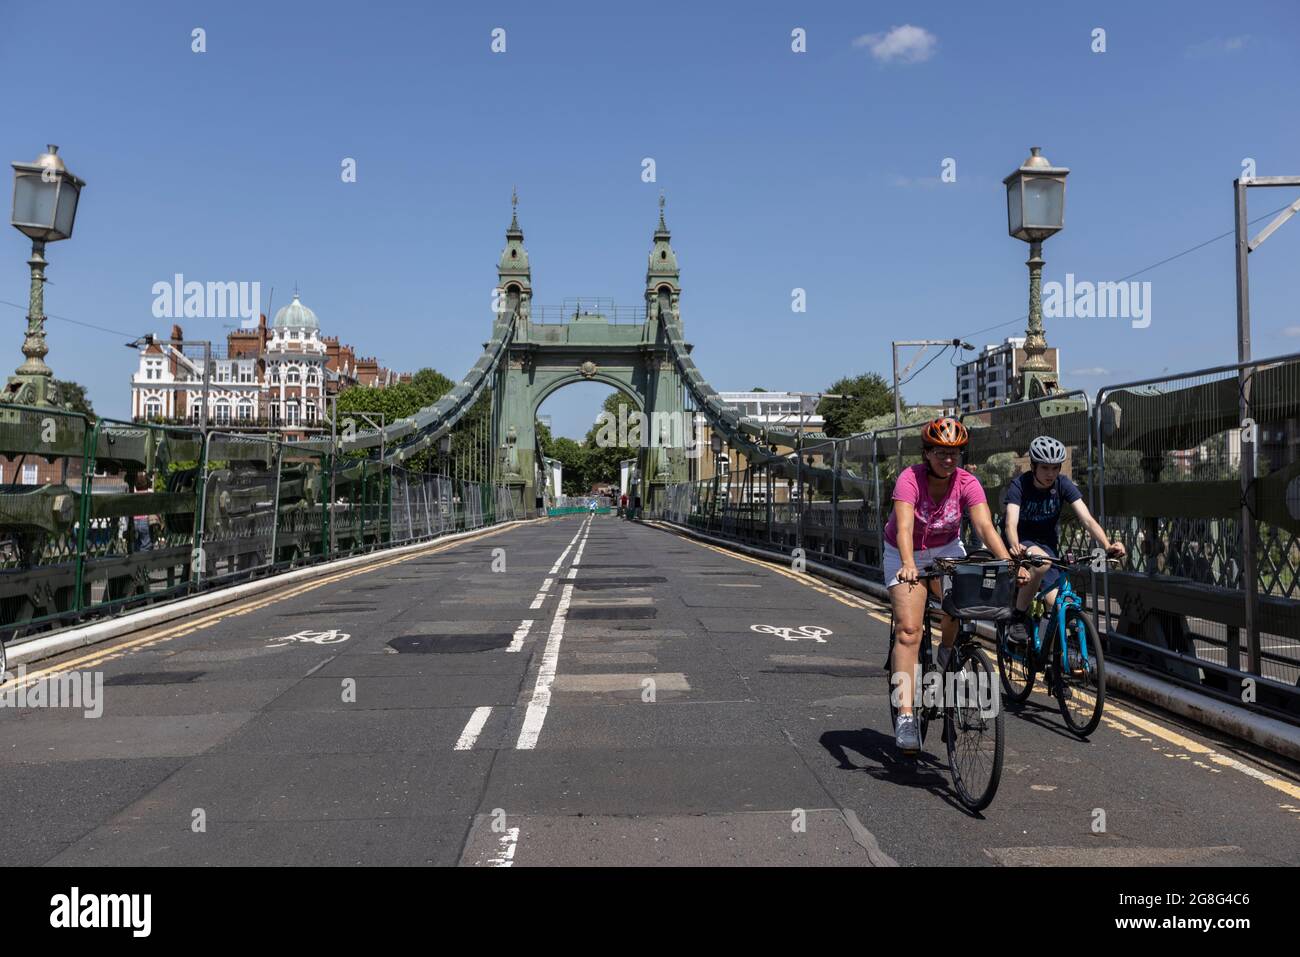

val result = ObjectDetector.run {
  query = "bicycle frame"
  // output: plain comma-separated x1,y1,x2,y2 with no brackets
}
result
1028,565,1092,672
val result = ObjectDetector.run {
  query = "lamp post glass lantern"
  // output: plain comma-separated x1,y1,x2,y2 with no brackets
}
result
1003,146,1067,398
1004,147,1067,242
6,145,86,407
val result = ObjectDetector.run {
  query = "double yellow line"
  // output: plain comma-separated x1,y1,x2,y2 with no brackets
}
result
1,523,516,692
669,525,1300,806
672,529,888,617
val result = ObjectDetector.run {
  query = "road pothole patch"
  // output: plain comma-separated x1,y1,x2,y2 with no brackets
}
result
387,633,514,654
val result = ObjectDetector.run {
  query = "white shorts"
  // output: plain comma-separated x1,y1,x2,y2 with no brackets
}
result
884,539,966,588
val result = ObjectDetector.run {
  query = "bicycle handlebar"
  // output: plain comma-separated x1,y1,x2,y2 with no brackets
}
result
1015,553,1122,572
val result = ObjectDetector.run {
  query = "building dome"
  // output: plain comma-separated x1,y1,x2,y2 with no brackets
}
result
273,293,319,332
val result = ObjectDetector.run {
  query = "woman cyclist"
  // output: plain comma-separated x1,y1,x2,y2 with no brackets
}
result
1003,435,1125,646
885,417,1024,753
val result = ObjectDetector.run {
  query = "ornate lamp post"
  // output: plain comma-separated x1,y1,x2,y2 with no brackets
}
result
5,145,85,407
1004,146,1067,400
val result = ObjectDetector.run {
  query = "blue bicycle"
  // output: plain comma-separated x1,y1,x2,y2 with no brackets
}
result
995,554,1108,737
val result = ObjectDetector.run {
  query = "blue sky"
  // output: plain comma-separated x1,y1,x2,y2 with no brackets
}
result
1,1,1297,437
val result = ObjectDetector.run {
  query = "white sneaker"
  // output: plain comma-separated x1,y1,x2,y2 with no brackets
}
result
894,713,921,753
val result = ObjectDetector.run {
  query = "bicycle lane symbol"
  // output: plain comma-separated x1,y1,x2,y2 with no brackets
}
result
267,629,352,649
750,624,833,643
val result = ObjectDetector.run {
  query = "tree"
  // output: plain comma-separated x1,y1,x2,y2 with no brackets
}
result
548,437,588,495
334,367,490,477
534,419,554,456
817,373,898,437
582,391,635,488
55,379,95,422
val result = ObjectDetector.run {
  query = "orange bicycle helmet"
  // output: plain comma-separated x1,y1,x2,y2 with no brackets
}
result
921,416,968,448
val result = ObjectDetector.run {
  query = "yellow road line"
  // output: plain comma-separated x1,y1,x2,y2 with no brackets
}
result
660,522,1300,810
674,532,879,611
1,524,516,691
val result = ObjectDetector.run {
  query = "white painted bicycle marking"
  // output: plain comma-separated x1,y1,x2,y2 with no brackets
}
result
750,624,833,643
267,629,352,648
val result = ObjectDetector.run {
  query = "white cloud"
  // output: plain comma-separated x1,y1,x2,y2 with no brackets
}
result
1069,367,1111,376
1282,326,1300,337
1185,35,1250,58
853,25,937,64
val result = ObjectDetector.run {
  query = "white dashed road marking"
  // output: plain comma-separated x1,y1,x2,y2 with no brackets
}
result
455,706,493,750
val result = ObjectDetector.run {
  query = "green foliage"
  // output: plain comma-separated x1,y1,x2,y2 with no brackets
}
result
581,391,634,489
818,373,897,437
549,436,589,495
540,391,636,493
534,419,554,456
55,379,95,422
333,367,489,477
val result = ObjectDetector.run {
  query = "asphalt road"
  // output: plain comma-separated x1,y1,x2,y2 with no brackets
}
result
1,514,1296,866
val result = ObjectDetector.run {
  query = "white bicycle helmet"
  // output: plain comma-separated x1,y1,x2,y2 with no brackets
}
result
1028,435,1067,465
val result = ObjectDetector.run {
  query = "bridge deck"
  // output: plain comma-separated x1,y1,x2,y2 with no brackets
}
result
1,515,1295,866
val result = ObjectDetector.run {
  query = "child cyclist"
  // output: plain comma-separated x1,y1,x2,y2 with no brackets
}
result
1003,435,1125,646
885,417,1025,753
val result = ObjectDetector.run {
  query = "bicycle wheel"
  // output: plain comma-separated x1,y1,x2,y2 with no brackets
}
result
944,643,1004,812
995,621,1035,704
1055,607,1106,737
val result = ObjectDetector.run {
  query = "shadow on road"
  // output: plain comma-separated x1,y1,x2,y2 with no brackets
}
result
819,727,974,814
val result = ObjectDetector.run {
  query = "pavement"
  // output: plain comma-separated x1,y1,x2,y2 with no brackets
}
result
1,513,1297,867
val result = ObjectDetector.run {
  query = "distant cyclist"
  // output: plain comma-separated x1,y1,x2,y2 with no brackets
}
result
885,417,1024,753
1003,435,1125,646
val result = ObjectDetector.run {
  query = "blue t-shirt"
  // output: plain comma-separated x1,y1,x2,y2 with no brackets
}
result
1004,472,1082,551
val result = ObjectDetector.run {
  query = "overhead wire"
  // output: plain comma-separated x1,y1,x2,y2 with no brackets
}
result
957,200,1297,343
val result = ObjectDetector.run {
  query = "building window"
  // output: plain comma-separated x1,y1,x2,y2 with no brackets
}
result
285,402,299,426
270,405,281,426
215,403,231,426
304,402,317,424
238,402,252,422
239,365,253,383
22,464,38,485
145,400,162,419
287,368,300,385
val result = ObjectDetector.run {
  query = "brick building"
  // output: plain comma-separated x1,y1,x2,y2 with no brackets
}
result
129,292,408,441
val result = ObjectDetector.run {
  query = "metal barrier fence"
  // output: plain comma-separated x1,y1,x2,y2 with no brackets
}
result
1096,355,1300,694
0,407,522,648
650,354,1300,724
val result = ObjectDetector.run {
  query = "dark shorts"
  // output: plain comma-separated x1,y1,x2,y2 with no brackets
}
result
1022,541,1060,592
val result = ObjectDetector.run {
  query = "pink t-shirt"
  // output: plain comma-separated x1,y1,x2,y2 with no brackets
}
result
884,464,987,551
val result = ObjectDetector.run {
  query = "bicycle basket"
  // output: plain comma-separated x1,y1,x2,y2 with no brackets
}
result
941,561,1018,621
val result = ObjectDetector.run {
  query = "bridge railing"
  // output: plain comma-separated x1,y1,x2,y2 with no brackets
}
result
0,403,96,635
0,410,524,650
650,353,1300,725
1095,355,1300,693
